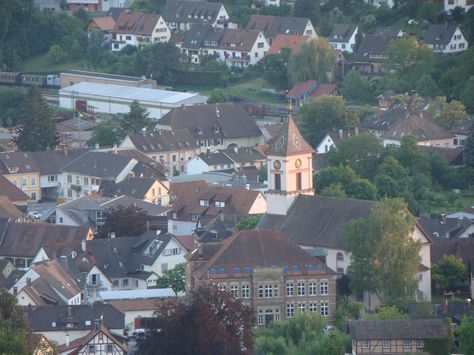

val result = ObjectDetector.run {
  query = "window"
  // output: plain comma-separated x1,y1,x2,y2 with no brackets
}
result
362,340,370,348
308,282,317,295
274,285,279,297
84,177,89,186
309,303,317,312
286,282,294,296
297,282,305,296
320,281,328,295
274,174,281,190
31,177,36,186
230,284,238,298
383,340,390,349
107,344,113,353
191,213,199,221
286,303,294,318
68,189,72,198
67,175,72,183
48,175,57,182
460,43,465,49
126,35,131,40
320,301,328,317
264,284,273,298
133,279,139,288
88,345,95,353
199,199,209,206
90,274,100,285
297,303,305,313
112,280,119,286
215,201,225,207
416,340,424,348
403,340,411,349
258,309,264,325
254,52,258,58
242,284,250,298
12,179,17,187
257,42,264,48
31,192,36,201
296,172,302,190
51,321,56,327
22,177,27,188
258,285,264,298
336,252,344,261
218,284,227,292
122,279,129,286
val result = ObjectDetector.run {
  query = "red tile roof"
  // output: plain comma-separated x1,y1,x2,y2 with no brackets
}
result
113,11,161,36
0,175,29,202
310,83,338,98
286,80,317,99
87,16,116,32
268,34,310,54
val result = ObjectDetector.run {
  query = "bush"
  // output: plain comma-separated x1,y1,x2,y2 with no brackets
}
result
46,44,68,64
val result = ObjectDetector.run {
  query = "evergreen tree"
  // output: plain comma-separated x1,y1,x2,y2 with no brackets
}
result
464,122,474,167
461,76,474,113
15,86,58,151
0,289,28,354
119,100,154,133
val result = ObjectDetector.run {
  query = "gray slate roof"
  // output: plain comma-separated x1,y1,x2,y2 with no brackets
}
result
61,151,135,179
258,195,375,249
199,151,234,166
349,319,450,340
127,129,198,153
163,0,223,24
246,15,311,40
31,149,90,175
27,304,124,332
330,24,357,43
182,24,223,50
100,177,161,200
353,35,391,63
423,24,459,45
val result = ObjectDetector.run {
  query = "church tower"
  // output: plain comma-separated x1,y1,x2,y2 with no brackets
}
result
265,104,314,215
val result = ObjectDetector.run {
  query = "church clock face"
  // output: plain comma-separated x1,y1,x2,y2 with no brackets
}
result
295,159,302,169
273,160,281,170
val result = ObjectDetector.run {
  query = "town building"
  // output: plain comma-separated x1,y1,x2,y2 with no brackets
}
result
444,0,474,13
267,34,310,55
186,229,337,325
120,130,199,175
349,319,450,354
60,70,157,89
450,120,472,148
286,80,339,106
85,16,116,42
353,35,392,74
315,128,360,154
363,0,394,7
251,0,280,8
0,175,30,208
246,15,317,45
162,0,233,32
423,24,468,53
0,151,41,201
329,24,358,53
111,11,171,51
155,103,264,153
59,82,207,119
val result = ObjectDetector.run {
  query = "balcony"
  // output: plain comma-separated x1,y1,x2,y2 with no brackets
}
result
71,184,81,192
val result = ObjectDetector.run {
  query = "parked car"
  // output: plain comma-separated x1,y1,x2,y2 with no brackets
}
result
28,211,42,220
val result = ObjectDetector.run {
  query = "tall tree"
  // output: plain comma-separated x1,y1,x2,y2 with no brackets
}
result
148,42,184,85
427,96,469,129
87,118,125,148
293,0,321,25
460,75,474,113
120,100,154,133
299,95,359,147
99,205,150,238
415,74,441,98
0,289,28,354
432,255,467,293
141,286,254,355
343,198,421,304
206,89,227,104
341,70,374,104
15,86,58,151
464,122,474,167
156,263,185,295
288,38,335,84
262,48,291,91
458,316,474,355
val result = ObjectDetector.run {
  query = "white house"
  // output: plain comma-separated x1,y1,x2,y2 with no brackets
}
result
423,24,468,54
329,24,358,53
251,0,280,8
444,0,474,12
112,11,171,51
364,0,394,7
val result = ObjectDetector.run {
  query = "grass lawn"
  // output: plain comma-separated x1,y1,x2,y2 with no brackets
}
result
175,78,285,105
389,18,428,38
18,54,88,75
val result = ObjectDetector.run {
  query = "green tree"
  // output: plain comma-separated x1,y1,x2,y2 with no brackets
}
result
427,96,469,129
293,0,321,25
320,183,347,198
46,44,68,64
374,156,412,199
343,198,421,304
464,123,474,167
326,133,382,179
432,255,467,293
15,86,58,151
415,74,441,98
0,289,28,354
87,29,107,68
461,75,474,113
262,49,291,91
288,38,335,84
87,119,125,148
0,88,26,127
156,263,185,295
236,215,263,230
299,96,359,147
342,70,373,103
458,316,474,355
99,205,150,238
148,42,184,85
369,306,408,320
120,100,154,133
206,89,227,104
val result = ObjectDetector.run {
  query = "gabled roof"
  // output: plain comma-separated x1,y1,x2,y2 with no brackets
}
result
31,148,90,175
329,24,357,43
246,15,312,40
113,11,161,36
163,0,223,24
157,103,262,140
353,35,391,62
100,177,165,200
450,120,472,135
182,23,224,50
27,304,124,332
86,16,116,31
268,34,310,54
258,195,376,249
311,83,338,98
418,216,473,239
101,195,169,216
0,175,29,202
222,147,265,164
127,129,198,154
193,229,333,280
197,151,234,167
0,196,23,219
349,319,450,340
61,151,136,179
424,24,459,45
0,151,39,175
286,80,318,99
266,116,314,156
219,28,263,52
0,219,90,258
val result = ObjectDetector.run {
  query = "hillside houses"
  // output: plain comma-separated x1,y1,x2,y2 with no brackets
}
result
423,24,468,53
246,15,317,44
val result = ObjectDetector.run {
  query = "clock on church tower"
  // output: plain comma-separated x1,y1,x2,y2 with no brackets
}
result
265,113,314,215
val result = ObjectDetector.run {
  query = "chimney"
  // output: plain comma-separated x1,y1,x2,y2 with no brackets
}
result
355,127,359,136
339,129,343,139
81,240,86,252
66,333,70,347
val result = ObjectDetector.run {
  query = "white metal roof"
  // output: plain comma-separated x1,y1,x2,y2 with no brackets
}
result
100,288,176,300
60,82,202,105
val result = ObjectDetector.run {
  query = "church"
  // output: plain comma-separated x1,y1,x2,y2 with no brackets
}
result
259,110,432,305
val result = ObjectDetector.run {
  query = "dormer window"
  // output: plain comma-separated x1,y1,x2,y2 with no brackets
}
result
145,239,162,256
199,199,209,206
215,201,225,208
172,212,177,219
191,213,200,221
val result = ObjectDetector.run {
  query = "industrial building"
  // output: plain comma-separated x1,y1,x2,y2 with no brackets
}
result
60,70,158,89
59,82,207,119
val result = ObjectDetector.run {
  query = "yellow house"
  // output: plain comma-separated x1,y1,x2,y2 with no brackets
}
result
0,152,41,201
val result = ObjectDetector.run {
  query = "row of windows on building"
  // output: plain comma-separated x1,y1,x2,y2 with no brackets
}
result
255,301,330,325
11,176,36,188
361,339,424,349
210,264,325,275
217,280,329,299
66,175,101,186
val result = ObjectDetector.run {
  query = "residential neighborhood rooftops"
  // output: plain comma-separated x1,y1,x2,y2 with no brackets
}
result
86,16,116,32
0,175,29,202
0,151,39,175
163,0,224,25
113,11,162,36
268,34,310,54
246,15,313,40
31,149,90,175
349,319,450,340
423,24,460,45
329,24,357,43
126,130,198,153
353,35,391,62
220,28,263,52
